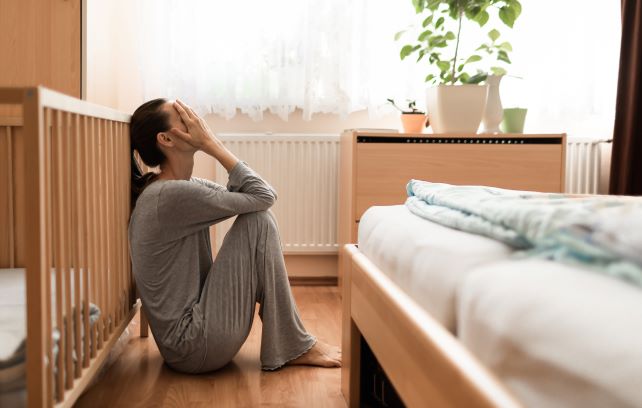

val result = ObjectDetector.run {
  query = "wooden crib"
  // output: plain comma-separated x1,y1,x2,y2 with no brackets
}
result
0,86,138,407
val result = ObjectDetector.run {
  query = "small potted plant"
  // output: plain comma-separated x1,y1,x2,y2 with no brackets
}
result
387,98,428,133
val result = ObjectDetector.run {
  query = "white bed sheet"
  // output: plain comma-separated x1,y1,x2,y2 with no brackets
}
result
458,259,642,408
358,205,512,331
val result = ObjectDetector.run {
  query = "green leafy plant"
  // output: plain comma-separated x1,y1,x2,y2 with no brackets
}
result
387,98,425,114
396,0,522,85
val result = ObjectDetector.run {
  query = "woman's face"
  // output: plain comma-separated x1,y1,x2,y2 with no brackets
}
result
161,100,193,152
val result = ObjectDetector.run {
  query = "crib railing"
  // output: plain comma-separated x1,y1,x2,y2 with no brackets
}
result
0,87,135,408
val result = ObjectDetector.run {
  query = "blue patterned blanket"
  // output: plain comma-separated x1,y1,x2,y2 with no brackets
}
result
406,180,642,288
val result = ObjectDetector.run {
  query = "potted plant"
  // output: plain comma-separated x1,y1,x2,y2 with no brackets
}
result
396,0,522,133
387,98,428,133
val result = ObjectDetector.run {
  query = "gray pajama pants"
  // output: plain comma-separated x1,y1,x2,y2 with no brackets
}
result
193,211,315,372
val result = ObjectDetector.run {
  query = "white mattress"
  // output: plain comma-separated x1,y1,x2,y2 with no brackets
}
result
358,205,512,331
0,269,27,366
0,268,27,406
458,259,642,408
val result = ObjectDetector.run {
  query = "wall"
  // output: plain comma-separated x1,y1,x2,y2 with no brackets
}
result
84,2,399,279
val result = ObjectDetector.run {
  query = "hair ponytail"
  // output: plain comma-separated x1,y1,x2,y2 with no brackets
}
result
130,98,169,209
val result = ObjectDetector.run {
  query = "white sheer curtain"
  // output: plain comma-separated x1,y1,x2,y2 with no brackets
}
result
135,0,621,138
135,0,418,120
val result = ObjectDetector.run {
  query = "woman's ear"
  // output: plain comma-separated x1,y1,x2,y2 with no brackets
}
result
156,132,174,148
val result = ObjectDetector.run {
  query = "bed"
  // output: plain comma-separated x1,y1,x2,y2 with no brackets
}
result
341,189,642,407
0,87,139,408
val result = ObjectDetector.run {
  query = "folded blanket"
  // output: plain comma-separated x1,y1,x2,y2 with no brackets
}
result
406,180,642,288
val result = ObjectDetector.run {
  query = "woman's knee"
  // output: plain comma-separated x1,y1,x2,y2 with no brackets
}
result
235,210,277,230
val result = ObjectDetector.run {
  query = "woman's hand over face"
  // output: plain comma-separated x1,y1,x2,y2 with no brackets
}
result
169,100,219,151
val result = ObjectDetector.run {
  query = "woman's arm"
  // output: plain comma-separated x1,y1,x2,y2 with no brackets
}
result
157,162,276,241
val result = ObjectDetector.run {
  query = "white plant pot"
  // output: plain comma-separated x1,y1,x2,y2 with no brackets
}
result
426,84,488,133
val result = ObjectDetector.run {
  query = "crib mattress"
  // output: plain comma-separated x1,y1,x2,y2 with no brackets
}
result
0,268,28,406
358,205,512,331
0,269,27,371
0,268,99,399
458,259,642,408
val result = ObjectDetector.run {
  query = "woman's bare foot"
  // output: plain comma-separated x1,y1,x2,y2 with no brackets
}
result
286,340,342,368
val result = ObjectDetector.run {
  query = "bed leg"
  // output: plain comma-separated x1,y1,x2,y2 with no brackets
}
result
341,245,361,407
347,320,362,407
139,306,149,338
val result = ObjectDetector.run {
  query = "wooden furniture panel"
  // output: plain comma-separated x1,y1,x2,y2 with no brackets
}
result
338,131,566,249
0,0,81,116
0,0,81,96
355,143,563,219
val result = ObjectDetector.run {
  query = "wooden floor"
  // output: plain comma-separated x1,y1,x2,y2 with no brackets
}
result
76,286,345,408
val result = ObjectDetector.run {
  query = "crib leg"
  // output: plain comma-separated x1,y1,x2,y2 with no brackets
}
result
139,306,149,338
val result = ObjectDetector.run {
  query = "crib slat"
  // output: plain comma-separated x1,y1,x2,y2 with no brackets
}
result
94,119,107,350
6,126,15,267
120,123,129,317
112,120,119,327
105,121,118,335
88,117,98,357
44,108,55,405
61,111,74,391
52,109,65,402
72,113,82,379
113,122,120,323
118,124,125,319
120,123,127,319
80,115,91,368
99,118,108,345
115,123,121,320
104,118,112,339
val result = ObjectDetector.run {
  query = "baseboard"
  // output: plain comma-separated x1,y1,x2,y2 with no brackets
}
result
289,276,338,286
284,254,337,279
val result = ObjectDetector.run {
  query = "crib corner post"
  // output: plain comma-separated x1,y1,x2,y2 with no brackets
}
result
22,87,53,408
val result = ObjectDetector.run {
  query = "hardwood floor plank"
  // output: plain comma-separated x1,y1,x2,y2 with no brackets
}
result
75,286,345,407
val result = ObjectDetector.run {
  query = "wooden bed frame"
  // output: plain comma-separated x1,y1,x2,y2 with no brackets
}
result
0,87,139,407
341,244,522,408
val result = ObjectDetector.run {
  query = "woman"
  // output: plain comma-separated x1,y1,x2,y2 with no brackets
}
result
128,99,341,373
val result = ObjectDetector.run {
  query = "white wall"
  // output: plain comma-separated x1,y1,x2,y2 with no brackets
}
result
85,0,143,111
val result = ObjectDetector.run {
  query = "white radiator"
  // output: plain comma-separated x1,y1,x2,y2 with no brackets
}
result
214,133,340,254
565,138,612,194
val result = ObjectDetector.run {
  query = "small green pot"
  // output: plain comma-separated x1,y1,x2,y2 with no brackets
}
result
500,108,528,133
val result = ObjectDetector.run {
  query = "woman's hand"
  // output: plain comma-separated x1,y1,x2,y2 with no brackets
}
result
169,100,218,150
170,100,240,172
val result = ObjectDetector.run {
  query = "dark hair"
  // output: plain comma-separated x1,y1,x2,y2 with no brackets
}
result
130,98,169,209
